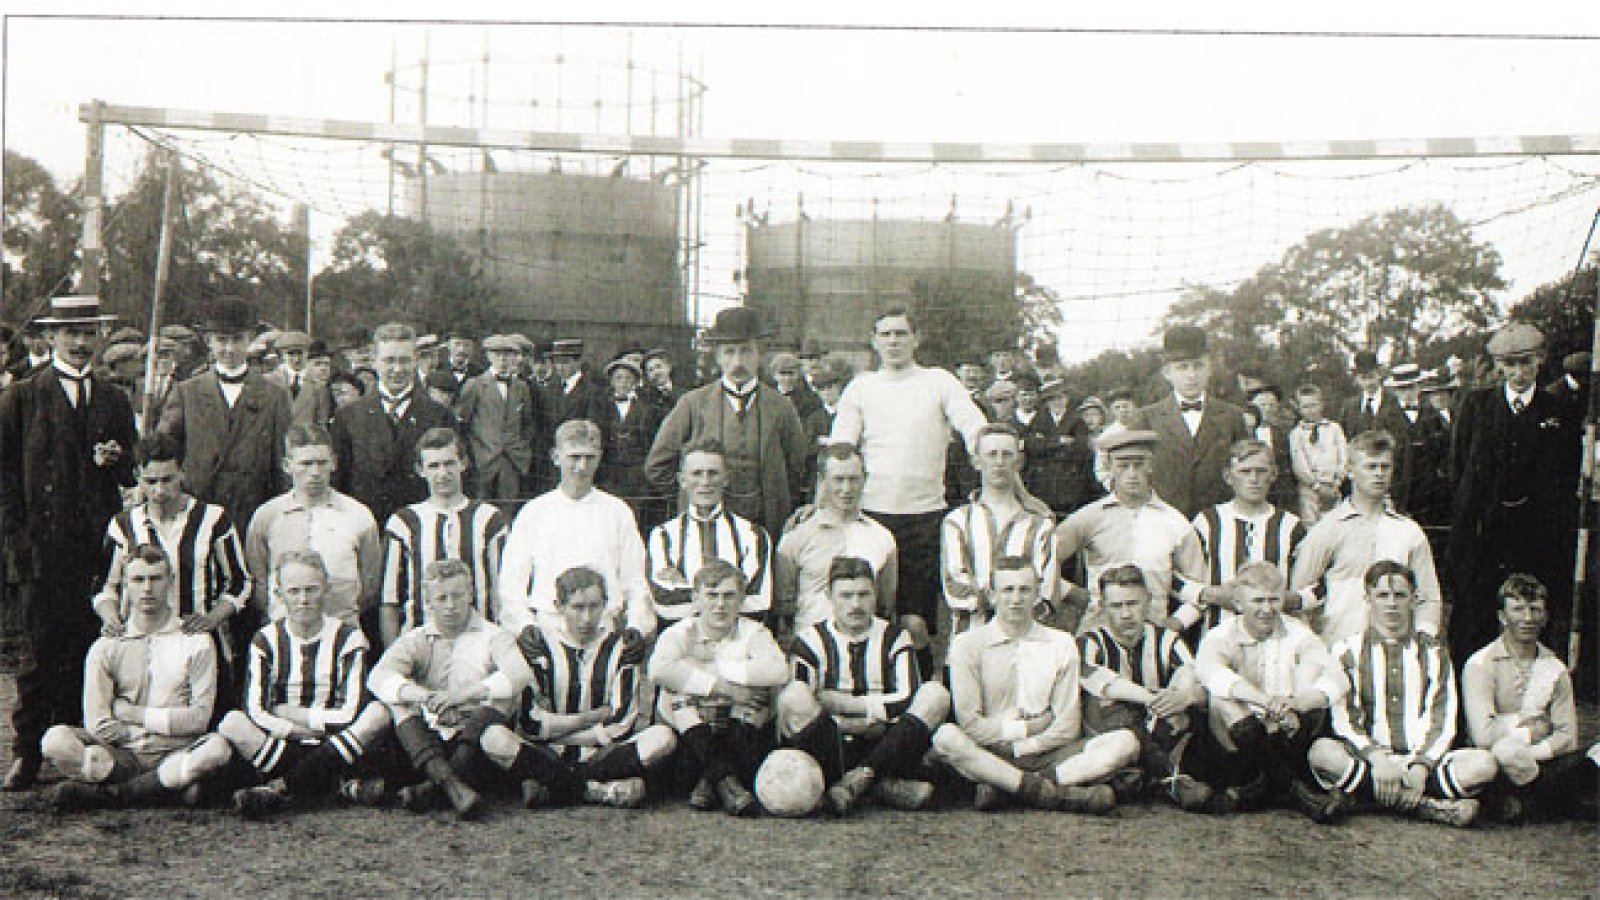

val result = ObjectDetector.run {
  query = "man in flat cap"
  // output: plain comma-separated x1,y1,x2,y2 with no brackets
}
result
1129,325,1251,519
1447,322,1581,665
550,339,603,427
264,329,332,429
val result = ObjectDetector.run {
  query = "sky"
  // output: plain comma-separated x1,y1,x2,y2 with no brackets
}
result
4,5,1600,358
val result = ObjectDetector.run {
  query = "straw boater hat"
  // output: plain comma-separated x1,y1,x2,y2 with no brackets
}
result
1385,363,1423,389
35,295,117,326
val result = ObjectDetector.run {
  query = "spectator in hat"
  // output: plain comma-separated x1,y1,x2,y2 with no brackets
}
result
1447,322,1582,665
264,330,332,430
12,319,52,379
1129,325,1252,519
99,340,145,403
329,372,365,410
802,358,852,491
0,295,137,790
1387,363,1449,524
528,340,557,393
455,334,546,502
157,324,203,380
589,356,666,531
550,338,604,427
444,331,483,385
984,379,1019,424
1245,384,1298,511
768,351,820,422
1338,350,1409,448
414,334,442,381
157,295,293,539
1022,377,1099,518
646,307,808,538
797,339,827,390
1421,370,1458,425
641,348,680,411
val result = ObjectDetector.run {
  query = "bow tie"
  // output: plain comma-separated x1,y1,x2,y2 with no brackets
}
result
216,370,248,386
494,374,514,384
55,368,89,383
1178,400,1203,413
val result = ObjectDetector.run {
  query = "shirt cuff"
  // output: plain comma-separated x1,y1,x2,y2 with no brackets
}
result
1000,718,1028,743
482,672,515,701
1531,740,1556,762
143,708,171,734
270,719,296,741
1177,581,1205,608
1012,736,1041,758
684,669,718,697
305,709,327,734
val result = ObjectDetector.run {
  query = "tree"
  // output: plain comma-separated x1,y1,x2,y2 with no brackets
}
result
311,211,496,341
1509,264,1596,364
101,151,303,328
904,270,1018,369
3,150,81,320
1016,271,1066,353
1164,204,1506,384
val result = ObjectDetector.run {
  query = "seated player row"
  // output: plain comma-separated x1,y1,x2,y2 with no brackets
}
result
43,538,1596,826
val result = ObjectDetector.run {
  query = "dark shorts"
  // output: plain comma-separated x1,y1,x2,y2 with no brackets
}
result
865,509,943,626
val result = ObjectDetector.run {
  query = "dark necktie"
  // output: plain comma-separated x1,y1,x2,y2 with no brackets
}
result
289,374,301,399
1363,397,1374,417
58,370,90,410
1511,397,1526,415
1179,400,1202,414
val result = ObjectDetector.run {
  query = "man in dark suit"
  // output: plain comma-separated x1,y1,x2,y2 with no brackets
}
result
1245,384,1299,511
261,329,331,429
645,308,808,538
549,338,604,427
0,295,137,789
157,295,293,538
443,330,484,387
1130,325,1251,519
1447,323,1582,662
1338,350,1411,446
331,322,459,529
1022,377,1099,517
590,357,667,531
1386,363,1450,525
456,334,545,502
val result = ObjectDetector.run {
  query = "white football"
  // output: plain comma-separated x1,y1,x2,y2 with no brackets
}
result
754,747,825,817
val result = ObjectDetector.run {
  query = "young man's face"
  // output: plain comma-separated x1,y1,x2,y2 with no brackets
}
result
417,443,465,501
423,574,474,634
1017,387,1039,413
609,367,639,399
553,438,601,491
448,339,473,368
487,349,519,377
281,348,307,373
1163,357,1210,399
1107,449,1155,502
1366,573,1417,639
828,575,877,636
973,432,1022,488
773,368,800,395
1348,449,1394,500
871,315,918,369
1297,393,1325,421
1499,591,1549,644
1252,393,1282,420
990,566,1038,631
1109,398,1137,425
694,575,744,634
988,350,1014,374
307,357,332,382
206,331,251,371
1224,451,1275,506
285,443,336,495
1236,585,1284,641
278,561,328,630
137,458,186,508
987,391,1017,421
645,357,672,388
125,558,173,619
818,455,865,513
956,364,988,393
679,450,727,510
559,583,608,645
1102,582,1150,646
374,339,417,394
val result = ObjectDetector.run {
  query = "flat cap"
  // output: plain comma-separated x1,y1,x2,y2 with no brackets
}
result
276,330,312,352
1385,363,1422,388
1486,322,1545,357
482,334,521,353
1097,428,1160,455
551,338,584,358
159,324,198,343
102,342,142,367
415,333,441,353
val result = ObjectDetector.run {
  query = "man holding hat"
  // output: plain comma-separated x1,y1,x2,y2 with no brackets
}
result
0,295,137,789
157,295,293,538
456,334,545,501
1130,325,1251,519
646,307,808,538
1447,322,1580,662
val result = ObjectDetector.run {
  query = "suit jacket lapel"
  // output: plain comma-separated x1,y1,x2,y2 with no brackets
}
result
1157,398,1193,450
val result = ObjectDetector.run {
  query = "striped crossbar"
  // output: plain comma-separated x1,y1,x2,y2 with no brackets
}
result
83,102,1600,163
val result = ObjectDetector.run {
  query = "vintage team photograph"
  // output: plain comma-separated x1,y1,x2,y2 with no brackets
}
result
1,8,1597,897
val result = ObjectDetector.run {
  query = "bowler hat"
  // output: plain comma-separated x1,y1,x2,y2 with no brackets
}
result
1161,325,1208,362
702,307,769,345
195,296,258,334
1352,350,1381,374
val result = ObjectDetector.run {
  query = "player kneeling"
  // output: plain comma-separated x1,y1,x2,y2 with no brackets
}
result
221,551,393,818
1309,561,1497,827
650,559,789,816
1463,574,1599,823
43,545,232,811
775,556,950,816
478,566,676,810
930,557,1134,814
369,559,534,820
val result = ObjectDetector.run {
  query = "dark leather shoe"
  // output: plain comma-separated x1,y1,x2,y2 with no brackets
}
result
3,756,41,792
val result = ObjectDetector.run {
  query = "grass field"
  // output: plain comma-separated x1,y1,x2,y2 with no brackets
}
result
1,675,1595,899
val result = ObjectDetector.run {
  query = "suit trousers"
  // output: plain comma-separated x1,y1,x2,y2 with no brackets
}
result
10,554,101,759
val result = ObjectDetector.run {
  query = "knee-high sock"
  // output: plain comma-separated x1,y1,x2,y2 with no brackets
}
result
580,743,646,785
678,724,733,783
394,717,446,772
788,714,842,785
285,742,348,797
860,715,932,781
511,742,585,802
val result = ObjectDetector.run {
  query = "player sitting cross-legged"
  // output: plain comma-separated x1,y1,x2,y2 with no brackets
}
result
220,550,394,818
649,558,790,816
43,544,234,811
477,565,678,810
1309,561,1498,827
930,556,1135,814
775,555,951,816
